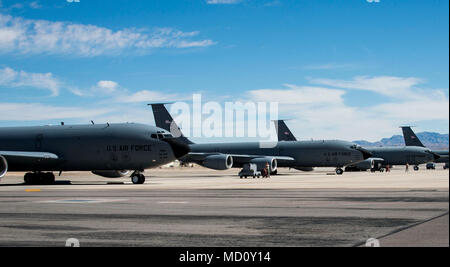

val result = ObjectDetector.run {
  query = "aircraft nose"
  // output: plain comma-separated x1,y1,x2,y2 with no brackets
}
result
431,152,441,161
162,138,190,159
356,146,372,160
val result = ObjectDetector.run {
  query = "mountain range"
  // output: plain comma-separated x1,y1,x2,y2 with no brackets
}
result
353,132,449,150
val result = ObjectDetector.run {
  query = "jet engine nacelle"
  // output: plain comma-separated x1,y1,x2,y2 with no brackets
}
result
0,155,8,178
202,154,233,170
92,170,130,178
354,158,375,170
249,157,278,172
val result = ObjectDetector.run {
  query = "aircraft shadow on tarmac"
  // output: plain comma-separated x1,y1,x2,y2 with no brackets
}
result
0,180,140,187
0,171,332,187
0,181,72,187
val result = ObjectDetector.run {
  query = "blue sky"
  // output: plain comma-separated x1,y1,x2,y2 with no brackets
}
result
0,0,448,141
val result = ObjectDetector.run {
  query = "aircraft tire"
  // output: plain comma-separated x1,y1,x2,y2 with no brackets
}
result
24,173,34,185
42,172,55,184
131,174,145,184
414,166,419,171
336,168,344,175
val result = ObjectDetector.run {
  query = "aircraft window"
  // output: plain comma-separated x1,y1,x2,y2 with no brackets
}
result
157,134,165,139
151,134,158,139
163,134,173,138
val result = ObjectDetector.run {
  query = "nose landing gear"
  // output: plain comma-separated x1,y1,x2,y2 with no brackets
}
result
336,168,344,175
131,171,146,184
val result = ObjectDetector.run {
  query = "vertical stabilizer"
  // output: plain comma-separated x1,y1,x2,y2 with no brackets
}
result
273,120,297,141
149,103,194,145
400,126,425,147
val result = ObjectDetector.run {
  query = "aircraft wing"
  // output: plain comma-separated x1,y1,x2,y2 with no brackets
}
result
187,152,295,162
0,151,59,162
344,157,384,168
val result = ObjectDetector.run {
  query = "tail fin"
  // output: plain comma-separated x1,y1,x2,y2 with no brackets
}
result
400,126,424,147
273,120,297,141
149,103,194,145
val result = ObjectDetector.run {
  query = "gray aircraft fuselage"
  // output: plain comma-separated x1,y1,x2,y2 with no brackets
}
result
188,140,368,168
0,123,178,172
368,146,436,166
400,126,448,164
432,150,449,164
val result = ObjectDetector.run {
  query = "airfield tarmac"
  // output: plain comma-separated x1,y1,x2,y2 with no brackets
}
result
0,166,448,247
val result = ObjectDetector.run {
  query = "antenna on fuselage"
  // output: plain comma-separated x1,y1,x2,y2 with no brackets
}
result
91,120,95,125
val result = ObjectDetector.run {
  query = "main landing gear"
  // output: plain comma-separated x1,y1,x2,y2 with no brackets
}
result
336,168,344,175
24,172,55,185
413,165,420,171
131,171,146,184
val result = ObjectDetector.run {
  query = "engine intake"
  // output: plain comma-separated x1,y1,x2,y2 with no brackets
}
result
202,154,233,170
249,157,278,172
0,155,8,178
92,170,130,178
0,155,7,178
354,158,375,170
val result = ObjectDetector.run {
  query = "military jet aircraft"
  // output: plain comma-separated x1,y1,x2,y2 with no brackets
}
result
0,123,189,185
273,120,438,172
401,126,449,169
150,104,372,175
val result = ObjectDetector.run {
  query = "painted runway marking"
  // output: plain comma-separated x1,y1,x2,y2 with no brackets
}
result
25,189,41,192
37,198,128,204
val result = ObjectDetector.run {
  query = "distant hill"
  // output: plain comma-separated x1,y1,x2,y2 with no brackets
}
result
354,132,449,149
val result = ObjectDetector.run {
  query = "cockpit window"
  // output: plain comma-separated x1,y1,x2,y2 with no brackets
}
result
151,132,173,140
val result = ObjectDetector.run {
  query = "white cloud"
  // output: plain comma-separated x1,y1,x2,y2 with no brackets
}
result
96,80,118,93
310,76,423,99
369,98,449,121
115,90,177,103
79,77,447,141
0,14,215,57
1,70,446,142
29,1,41,9
206,0,241,4
246,77,449,141
0,67,61,96
248,84,346,105
0,1,40,10
70,79,183,104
